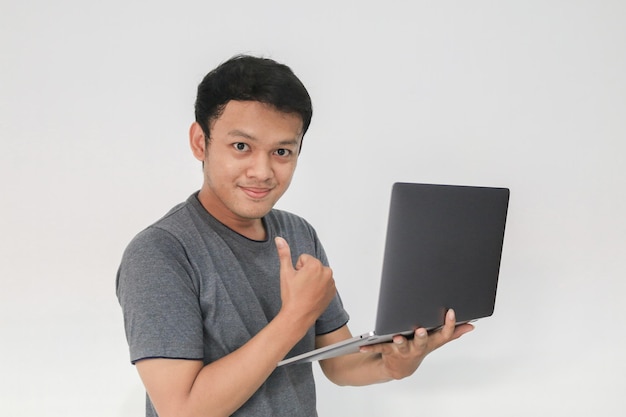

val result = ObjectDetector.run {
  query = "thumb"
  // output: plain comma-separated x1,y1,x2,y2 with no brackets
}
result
275,237,295,275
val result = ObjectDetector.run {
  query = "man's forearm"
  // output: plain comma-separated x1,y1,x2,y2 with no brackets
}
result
316,326,397,386
320,350,395,386
138,311,311,417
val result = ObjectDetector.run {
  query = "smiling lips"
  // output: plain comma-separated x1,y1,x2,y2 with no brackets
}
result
240,186,273,200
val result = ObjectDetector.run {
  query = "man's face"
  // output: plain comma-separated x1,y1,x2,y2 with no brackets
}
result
190,100,303,234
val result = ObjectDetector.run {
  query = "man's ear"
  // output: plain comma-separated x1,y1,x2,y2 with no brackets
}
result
189,122,207,161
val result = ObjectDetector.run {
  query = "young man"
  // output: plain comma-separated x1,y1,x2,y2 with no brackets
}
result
116,55,473,417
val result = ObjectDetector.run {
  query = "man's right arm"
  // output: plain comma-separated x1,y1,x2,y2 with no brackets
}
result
133,237,336,417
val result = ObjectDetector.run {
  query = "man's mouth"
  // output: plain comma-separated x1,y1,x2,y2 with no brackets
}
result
240,186,273,200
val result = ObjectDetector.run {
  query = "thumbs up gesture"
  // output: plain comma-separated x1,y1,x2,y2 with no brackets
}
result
275,237,337,328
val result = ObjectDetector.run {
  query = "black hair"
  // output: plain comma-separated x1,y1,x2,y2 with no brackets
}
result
195,55,313,145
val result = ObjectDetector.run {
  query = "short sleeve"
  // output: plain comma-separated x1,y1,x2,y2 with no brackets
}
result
116,227,204,363
315,292,350,335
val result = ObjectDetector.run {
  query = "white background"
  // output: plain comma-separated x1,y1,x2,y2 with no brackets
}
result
1,1,625,416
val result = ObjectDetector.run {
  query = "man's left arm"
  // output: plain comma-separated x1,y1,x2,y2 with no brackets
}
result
317,309,474,386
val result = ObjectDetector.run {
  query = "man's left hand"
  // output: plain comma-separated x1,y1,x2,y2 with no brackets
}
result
358,309,474,380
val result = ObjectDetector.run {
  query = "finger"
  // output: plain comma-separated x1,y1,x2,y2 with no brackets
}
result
439,309,457,339
294,253,324,272
453,322,475,338
410,328,428,351
360,342,395,355
392,335,410,354
295,254,305,271
429,310,474,349
275,237,295,275
360,334,415,355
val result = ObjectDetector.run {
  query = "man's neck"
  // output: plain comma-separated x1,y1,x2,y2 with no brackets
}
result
196,190,268,241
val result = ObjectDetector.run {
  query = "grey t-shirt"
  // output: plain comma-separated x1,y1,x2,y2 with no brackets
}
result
116,194,349,417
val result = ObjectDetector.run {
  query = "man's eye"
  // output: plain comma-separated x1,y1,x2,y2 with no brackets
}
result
233,143,249,151
275,148,291,157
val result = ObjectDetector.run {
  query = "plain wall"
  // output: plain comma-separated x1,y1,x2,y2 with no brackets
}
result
1,1,624,415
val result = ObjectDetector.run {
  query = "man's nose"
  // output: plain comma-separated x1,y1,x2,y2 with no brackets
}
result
246,153,273,180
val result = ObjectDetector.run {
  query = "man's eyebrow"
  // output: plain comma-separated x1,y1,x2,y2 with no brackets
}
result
227,129,257,140
227,129,301,146
276,138,301,147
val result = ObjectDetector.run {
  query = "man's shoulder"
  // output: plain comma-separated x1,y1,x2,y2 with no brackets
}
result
124,196,202,252
150,199,194,231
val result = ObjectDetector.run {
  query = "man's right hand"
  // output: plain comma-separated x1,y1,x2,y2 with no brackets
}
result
275,236,336,327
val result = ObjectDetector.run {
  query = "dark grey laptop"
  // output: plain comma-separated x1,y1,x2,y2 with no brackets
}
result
278,182,510,367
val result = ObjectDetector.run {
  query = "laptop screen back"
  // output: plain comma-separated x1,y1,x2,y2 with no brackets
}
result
374,183,510,335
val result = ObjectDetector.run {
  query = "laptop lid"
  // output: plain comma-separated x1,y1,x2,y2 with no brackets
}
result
374,182,509,335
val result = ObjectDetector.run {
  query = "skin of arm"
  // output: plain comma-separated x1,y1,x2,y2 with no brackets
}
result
317,309,474,386
135,237,337,417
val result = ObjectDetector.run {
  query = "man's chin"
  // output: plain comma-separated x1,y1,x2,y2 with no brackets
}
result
236,202,276,220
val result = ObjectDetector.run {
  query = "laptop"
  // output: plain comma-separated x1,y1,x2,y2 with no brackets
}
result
278,182,510,367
